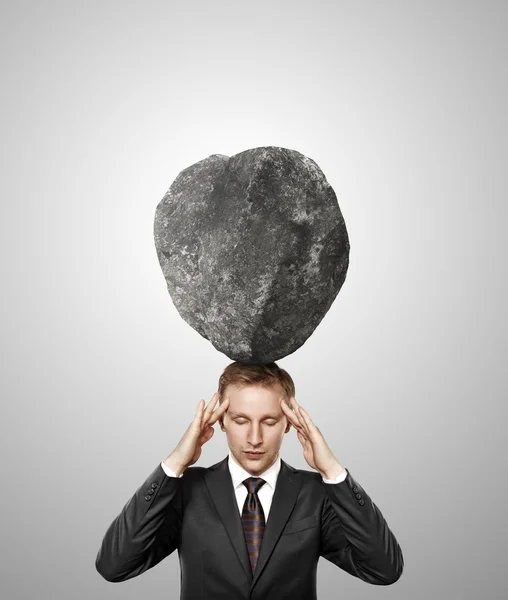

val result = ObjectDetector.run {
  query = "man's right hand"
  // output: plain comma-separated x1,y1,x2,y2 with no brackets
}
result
163,392,230,476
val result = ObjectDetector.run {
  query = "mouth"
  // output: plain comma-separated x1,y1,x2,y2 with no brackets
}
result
244,451,264,459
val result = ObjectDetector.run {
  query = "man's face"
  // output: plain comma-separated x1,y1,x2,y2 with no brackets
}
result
219,383,292,475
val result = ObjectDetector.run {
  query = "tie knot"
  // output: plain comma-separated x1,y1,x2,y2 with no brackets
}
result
243,477,266,495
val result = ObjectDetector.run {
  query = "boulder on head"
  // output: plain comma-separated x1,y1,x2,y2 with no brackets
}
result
154,146,350,363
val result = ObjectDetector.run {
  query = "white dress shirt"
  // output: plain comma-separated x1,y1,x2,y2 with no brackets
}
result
160,451,347,519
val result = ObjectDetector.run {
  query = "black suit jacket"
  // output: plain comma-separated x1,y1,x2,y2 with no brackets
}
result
96,456,403,599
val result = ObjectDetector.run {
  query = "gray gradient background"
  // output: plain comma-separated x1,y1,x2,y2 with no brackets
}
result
1,1,506,599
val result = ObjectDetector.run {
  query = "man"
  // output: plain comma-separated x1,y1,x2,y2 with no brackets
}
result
95,362,403,599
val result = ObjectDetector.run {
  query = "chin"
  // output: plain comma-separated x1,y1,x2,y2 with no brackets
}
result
238,455,259,467
245,465,264,475
244,456,270,471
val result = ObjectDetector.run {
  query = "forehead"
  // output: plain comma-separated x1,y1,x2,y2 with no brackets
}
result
225,383,285,415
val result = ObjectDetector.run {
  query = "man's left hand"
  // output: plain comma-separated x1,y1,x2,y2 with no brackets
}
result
281,397,345,480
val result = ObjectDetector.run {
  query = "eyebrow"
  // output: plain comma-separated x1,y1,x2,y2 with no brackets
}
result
229,412,280,420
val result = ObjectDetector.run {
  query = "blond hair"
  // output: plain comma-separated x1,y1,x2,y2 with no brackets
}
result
217,361,295,406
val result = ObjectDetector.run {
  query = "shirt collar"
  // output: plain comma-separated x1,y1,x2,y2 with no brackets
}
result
228,450,281,491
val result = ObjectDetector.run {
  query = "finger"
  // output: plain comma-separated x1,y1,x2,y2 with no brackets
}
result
298,406,315,426
297,429,309,446
297,406,320,440
189,400,205,435
199,425,215,444
297,431,311,454
280,397,300,427
195,399,205,420
203,392,220,423
293,399,311,435
289,394,302,415
289,396,308,433
281,398,306,432
296,426,309,442
206,397,230,426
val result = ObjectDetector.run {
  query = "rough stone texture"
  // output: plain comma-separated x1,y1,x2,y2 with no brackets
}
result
154,146,350,363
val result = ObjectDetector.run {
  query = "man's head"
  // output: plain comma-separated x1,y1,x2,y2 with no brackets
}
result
217,362,295,475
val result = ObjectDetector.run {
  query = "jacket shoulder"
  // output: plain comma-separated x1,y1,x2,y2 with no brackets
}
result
286,464,324,485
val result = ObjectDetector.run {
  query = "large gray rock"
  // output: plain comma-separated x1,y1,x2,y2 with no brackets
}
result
154,146,349,363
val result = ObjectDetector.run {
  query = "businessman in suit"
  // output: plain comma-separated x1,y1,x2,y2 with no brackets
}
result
95,362,403,599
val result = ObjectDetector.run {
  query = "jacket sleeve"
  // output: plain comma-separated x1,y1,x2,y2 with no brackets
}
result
95,463,183,582
319,469,404,585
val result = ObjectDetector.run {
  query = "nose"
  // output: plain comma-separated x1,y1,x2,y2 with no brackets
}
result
247,423,263,446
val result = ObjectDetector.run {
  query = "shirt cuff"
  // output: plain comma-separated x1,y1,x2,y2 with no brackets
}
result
160,461,184,478
322,468,348,484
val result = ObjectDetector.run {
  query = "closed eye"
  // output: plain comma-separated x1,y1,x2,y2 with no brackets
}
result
234,420,278,426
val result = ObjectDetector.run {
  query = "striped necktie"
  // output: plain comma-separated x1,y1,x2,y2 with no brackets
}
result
241,477,267,573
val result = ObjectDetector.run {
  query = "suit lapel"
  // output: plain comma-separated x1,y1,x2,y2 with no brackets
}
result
204,456,302,590
250,459,301,590
204,456,253,582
